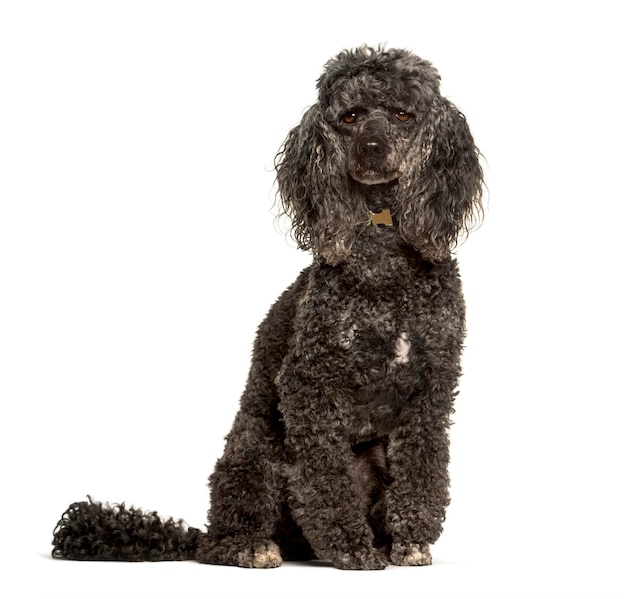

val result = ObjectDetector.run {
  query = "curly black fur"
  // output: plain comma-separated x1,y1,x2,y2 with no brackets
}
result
52,45,483,570
52,497,200,561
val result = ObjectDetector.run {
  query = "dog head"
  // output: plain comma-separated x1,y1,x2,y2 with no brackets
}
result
276,46,483,264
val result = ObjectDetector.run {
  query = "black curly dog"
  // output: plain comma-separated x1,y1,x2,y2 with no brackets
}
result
52,46,483,570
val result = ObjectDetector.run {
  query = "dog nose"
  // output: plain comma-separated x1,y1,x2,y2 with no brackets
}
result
356,134,388,164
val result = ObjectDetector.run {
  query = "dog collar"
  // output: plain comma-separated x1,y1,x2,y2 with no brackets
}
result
368,208,396,227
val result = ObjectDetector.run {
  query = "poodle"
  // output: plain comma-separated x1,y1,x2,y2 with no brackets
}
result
52,45,483,570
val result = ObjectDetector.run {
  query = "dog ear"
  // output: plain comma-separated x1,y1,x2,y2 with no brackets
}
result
275,105,365,265
399,98,483,262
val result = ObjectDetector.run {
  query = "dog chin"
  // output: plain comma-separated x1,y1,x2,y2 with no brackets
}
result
351,170,400,185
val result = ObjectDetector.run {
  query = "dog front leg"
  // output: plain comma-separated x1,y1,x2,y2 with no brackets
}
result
385,411,452,566
279,384,387,570
285,434,388,570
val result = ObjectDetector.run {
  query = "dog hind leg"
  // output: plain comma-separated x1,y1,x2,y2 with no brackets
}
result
195,409,285,568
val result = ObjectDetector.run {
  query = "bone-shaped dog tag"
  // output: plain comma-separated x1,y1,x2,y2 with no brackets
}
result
370,208,394,227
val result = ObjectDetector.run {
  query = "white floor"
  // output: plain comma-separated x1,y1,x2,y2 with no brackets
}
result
13,542,623,599
8,497,625,599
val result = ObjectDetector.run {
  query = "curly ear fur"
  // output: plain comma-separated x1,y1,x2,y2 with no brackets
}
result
275,46,483,264
275,106,368,264
398,97,483,262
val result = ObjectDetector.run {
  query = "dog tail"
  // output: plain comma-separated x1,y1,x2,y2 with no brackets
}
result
51,496,201,561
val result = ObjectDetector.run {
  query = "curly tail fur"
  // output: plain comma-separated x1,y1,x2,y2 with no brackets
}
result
51,497,201,561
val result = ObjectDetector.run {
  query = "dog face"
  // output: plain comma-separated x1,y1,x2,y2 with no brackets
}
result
321,64,435,187
336,105,419,186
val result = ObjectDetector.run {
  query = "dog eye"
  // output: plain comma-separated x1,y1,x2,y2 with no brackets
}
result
342,111,359,124
395,111,412,123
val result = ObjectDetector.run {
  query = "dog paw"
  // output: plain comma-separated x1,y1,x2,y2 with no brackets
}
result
332,548,387,570
247,541,283,569
196,535,282,568
390,543,432,566
233,540,283,568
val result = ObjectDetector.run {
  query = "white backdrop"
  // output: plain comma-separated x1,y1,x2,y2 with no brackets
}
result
1,1,624,598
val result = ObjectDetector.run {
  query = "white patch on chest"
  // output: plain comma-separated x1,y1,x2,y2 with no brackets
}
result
338,325,356,349
393,332,411,364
